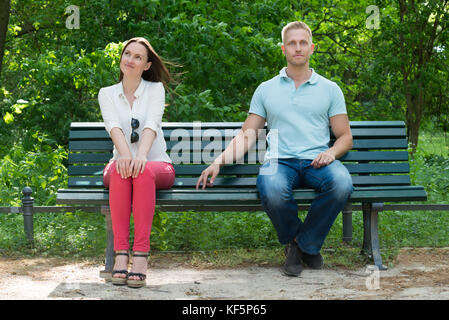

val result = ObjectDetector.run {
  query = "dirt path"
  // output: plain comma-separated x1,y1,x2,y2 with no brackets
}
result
0,248,448,300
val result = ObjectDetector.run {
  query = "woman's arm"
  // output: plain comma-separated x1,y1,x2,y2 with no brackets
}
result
130,128,156,178
110,127,133,179
130,82,166,177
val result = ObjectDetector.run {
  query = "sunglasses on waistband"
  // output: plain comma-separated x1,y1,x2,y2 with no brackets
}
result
131,118,139,143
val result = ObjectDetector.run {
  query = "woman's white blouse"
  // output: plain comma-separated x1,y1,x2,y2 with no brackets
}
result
98,79,172,163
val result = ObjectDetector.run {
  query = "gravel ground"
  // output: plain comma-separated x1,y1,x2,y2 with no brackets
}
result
0,247,448,300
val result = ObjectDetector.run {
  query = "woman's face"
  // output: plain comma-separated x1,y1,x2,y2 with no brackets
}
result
120,42,152,80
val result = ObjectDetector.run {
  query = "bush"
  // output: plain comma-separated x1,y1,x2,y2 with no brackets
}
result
0,131,67,206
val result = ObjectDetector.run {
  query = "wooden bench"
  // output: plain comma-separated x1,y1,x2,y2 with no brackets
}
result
56,121,427,274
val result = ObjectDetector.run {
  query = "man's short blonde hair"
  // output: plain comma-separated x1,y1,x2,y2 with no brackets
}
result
281,21,313,44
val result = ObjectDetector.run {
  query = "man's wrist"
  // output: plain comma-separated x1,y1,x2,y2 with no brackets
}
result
212,158,223,167
327,149,337,159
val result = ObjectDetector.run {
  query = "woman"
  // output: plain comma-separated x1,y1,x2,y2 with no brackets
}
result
98,37,175,288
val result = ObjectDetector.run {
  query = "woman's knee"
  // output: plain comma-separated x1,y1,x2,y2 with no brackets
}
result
133,162,175,188
104,161,131,188
133,162,156,184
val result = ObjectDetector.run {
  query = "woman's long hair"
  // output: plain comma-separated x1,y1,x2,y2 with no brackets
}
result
118,37,171,86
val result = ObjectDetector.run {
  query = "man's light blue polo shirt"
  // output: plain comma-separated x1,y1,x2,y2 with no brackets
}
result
249,67,347,161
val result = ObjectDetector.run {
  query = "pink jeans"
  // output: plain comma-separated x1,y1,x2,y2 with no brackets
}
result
103,161,175,252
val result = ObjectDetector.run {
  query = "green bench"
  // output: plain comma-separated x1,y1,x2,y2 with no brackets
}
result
56,121,427,274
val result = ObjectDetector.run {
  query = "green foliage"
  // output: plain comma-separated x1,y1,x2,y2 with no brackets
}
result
0,131,67,206
0,211,106,257
1,42,121,146
409,130,449,203
150,211,279,251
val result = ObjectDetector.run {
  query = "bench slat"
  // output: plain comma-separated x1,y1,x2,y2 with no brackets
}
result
68,127,407,140
340,151,408,161
56,185,427,205
68,175,411,188
67,151,410,165
69,140,113,151
68,151,265,164
167,151,410,163
68,153,113,164
163,139,408,151
70,121,406,130
67,163,410,176
163,127,406,139
68,138,408,153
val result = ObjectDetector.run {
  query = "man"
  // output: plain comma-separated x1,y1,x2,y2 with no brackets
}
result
196,21,354,276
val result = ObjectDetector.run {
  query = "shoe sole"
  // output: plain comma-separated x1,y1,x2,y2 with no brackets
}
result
111,277,127,285
280,266,302,277
302,259,324,270
304,264,323,270
99,270,112,282
126,280,146,288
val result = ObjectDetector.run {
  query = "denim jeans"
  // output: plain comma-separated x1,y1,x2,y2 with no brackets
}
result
256,158,354,255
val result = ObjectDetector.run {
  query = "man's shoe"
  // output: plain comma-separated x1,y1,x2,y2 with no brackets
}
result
301,251,324,269
281,241,303,277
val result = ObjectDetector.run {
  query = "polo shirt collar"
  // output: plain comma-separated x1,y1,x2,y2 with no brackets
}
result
279,67,318,85
118,78,146,98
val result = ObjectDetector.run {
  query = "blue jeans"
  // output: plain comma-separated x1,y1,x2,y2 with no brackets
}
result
256,158,354,255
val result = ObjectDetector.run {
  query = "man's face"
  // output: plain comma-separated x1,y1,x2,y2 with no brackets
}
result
281,28,315,67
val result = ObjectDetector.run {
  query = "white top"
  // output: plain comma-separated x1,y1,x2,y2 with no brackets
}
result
98,79,172,163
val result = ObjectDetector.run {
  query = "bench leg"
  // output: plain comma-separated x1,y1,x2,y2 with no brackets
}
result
99,205,114,280
362,202,387,270
342,203,353,243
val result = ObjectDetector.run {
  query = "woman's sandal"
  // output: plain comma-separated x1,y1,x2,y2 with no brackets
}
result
126,253,148,288
111,252,129,286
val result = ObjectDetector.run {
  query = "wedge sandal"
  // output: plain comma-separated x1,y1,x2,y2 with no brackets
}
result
111,252,129,286
127,253,148,288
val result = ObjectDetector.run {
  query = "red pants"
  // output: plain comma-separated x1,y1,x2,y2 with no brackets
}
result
103,161,175,252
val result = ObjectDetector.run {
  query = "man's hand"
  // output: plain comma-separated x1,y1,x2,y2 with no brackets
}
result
196,163,221,190
311,150,336,168
195,113,265,190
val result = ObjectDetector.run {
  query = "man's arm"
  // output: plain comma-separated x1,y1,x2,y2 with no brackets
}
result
196,113,266,189
311,114,353,168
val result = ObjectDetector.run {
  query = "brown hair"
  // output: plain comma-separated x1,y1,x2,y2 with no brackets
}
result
281,21,313,45
119,37,171,86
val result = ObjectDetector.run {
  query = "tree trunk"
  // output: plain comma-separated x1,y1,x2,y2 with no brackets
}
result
405,87,424,155
0,0,11,78
406,104,421,155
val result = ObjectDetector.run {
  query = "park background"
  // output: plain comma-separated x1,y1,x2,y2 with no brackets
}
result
0,0,448,267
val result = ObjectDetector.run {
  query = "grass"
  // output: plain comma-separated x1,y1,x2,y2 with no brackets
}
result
0,129,448,269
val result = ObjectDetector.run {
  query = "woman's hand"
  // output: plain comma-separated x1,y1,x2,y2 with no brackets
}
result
130,154,147,178
116,156,132,179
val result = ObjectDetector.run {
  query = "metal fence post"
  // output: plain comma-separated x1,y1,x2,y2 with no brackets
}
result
21,186,34,245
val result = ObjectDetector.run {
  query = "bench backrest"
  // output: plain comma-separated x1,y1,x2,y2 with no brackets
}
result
67,121,411,189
